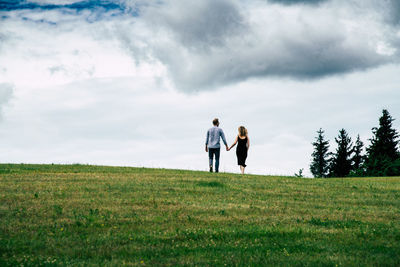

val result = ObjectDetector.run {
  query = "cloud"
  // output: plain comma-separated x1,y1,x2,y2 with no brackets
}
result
385,0,400,25
119,0,398,91
144,0,245,51
0,83,13,120
268,0,328,5
1,0,400,93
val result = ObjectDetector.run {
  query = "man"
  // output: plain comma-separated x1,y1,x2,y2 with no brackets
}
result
205,118,229,173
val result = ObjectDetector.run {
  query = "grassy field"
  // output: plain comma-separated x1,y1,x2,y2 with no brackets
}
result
0,164,399,266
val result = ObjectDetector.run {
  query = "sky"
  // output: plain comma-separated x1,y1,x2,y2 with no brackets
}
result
1,0,400,176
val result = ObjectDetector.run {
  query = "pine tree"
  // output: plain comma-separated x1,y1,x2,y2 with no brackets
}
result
310,128,330,178
365,109,400,176
351,135,365,174
329,129,353,177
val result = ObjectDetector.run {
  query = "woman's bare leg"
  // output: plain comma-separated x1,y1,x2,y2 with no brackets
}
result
240,166,245,174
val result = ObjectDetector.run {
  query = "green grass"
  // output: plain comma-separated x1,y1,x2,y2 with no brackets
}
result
1,163,399,266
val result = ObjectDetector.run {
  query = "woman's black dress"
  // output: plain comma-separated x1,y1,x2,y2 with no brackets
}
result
236,136,248,167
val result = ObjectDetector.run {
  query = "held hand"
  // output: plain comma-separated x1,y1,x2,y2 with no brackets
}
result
226,145,230,151
205,146,208,152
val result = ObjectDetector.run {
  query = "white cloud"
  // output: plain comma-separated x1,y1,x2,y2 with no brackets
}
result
0,83,14,121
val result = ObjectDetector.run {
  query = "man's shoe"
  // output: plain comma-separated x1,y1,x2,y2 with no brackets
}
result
209,166,213,172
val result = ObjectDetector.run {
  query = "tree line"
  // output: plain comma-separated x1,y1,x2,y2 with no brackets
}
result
310,109,400,178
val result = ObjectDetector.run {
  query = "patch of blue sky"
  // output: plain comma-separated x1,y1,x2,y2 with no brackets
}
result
0,0,140,17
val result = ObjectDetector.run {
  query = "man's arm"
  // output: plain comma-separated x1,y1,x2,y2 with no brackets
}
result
220,129,229,150
205,130,209,152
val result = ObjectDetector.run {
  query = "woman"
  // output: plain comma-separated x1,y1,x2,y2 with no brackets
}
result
228,126,250,174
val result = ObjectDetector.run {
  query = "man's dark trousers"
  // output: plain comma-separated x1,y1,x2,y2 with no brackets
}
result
209,148,220,172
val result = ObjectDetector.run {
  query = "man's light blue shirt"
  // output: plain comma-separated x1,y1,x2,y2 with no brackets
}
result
206,126,227,149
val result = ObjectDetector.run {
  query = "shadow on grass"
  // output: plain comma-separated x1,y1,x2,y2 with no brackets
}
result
196,181,225,188
308,217,363,229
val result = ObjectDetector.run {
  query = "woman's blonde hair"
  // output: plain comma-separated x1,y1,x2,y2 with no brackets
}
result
238,126,248,137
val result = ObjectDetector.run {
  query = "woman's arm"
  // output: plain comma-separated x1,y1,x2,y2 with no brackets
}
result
247,137,250,151
228,136,238,151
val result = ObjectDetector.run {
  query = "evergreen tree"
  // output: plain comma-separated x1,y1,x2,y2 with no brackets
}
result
365,109,400,176
351,134,365,173
310,128,330,178
329,129,353,177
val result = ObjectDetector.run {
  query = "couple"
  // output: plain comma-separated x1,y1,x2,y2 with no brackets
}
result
205,118,250,174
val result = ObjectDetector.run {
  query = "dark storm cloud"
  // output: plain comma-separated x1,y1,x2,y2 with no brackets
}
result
387,0,400,25
144,0,245,51
123,0,397,91
155,33,388,91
